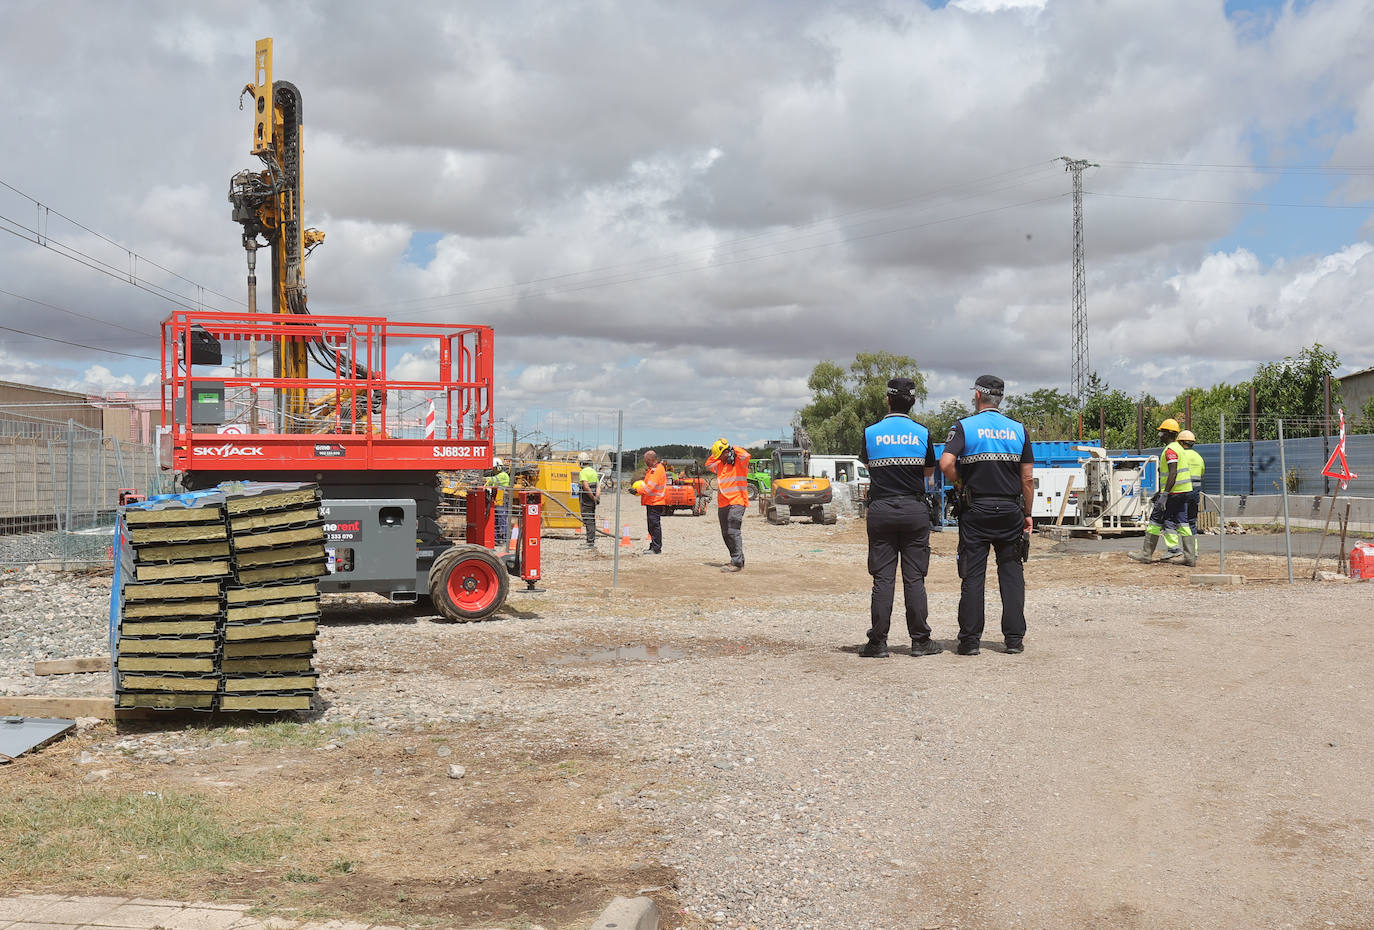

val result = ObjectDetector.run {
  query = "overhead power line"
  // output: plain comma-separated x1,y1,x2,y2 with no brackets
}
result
1084,191,1374,209
0,286,152,337
0,177,246,313
0,320,158,361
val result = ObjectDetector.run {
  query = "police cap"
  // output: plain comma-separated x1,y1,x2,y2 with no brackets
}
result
973,374,1005,397
886,377,918,399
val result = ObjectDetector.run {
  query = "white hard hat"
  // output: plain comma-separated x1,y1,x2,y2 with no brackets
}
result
493,457,504,467
578,452,591,464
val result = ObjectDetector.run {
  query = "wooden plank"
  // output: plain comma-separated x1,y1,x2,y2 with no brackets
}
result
226,600,319,622
0,696,116,718
229,507,320,533
1055,477,1076,527
225,581,318,604
34,656,111,676
219,694,312,711
231,526,325,550
225,487,319,515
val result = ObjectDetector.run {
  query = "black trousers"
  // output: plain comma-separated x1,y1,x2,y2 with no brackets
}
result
718,504,745,566
1186,489,1201,533
866,496,932,643
580,496,597,547
645,504,664,552
956,498,1026,646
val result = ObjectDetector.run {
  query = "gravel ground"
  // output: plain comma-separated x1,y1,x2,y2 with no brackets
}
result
4,494,1373,929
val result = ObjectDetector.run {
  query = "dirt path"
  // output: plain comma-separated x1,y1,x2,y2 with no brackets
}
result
4,497,1371,928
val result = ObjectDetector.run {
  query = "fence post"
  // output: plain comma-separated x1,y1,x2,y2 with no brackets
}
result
1248,384,1256,495
1184,393,1191,431
1218,412,1226,575
1278,419,1293,584
612,409,623,590
64,419,76,565
1323,374,1331,497
1136,403,1143,454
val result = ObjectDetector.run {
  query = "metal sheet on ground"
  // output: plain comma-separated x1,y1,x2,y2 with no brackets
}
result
0,716,75,762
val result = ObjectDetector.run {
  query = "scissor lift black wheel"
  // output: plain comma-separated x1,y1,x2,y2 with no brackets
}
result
428,545,509,622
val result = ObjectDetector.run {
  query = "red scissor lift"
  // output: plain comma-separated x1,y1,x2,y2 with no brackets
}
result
162,309,541,621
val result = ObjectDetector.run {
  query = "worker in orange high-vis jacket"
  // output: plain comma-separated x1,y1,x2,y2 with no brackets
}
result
640,450,668,554
705,438,751,573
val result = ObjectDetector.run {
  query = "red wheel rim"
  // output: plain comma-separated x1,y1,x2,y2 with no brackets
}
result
445,556,500,612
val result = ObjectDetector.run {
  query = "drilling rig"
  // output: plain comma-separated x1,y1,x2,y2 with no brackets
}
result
161,38,540,621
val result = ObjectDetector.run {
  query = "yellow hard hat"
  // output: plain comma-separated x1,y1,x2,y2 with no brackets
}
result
631,480,645,494
1158,418,1181,433
1178,430,1196,443
711,438,729,458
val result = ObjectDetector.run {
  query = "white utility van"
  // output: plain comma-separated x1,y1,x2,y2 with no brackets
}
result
809,454,869,490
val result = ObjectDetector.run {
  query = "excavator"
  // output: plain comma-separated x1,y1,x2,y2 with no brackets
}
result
163,38,540,621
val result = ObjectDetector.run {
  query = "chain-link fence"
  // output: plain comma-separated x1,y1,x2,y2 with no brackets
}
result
0,417,170,568
1129,414,1372,581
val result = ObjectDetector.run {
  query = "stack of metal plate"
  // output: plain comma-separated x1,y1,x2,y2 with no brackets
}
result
115,495,229,710
220,484,326,712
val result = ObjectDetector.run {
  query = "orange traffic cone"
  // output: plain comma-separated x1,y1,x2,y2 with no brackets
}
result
620,525,632,547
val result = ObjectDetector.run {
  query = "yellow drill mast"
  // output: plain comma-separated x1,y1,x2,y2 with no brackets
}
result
229,38,324,431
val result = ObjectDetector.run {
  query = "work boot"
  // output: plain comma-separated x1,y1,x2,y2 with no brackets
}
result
720,564,742,573
1160,546,1182,562
1127,534,1159,563
859,639,890,658
956,642,980,656
910,639,944,657
1181,535,1198,567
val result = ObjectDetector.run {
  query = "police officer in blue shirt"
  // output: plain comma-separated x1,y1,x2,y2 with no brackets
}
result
857,377,941,658
939,375,1034,656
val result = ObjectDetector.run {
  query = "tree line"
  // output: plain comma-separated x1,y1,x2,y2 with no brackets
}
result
797,344,1362,454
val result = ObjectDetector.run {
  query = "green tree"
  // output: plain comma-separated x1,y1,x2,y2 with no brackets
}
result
1003,387,1077,440
798,352,926,453
920,399,971,440
1250,343,1342,439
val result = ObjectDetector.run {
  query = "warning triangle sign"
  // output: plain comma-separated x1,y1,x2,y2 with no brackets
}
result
1322,443,1356,482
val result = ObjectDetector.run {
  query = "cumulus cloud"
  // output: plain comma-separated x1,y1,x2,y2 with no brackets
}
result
2,0,1373,447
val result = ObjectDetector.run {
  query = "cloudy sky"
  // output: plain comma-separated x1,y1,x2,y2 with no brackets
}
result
3,0,1373,448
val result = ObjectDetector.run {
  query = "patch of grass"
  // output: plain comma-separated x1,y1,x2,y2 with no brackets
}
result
326,859,354,875
196,720,364,749
0,789,302,885
283,870,321,883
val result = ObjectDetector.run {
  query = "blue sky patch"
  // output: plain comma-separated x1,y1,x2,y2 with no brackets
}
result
1209,117,1368,262
403,231,443,268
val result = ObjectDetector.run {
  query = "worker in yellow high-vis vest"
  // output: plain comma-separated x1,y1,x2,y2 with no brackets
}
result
1178,430,1205,536
1129,418,1195,566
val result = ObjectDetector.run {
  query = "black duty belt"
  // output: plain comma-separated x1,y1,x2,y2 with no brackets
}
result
969,493,1020,500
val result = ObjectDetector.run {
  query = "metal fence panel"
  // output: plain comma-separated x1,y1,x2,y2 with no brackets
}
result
0,417,168,567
